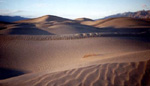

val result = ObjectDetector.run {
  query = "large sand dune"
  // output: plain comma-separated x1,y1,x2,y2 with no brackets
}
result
0,39,150,86
1,60,150,86
1,16,150,35
0,23,54,35
75,18,93,22
0,15,101,35
36,23,100,35
0,49,150,86
0,15,150,86
82,17,150,28
15,15,70,23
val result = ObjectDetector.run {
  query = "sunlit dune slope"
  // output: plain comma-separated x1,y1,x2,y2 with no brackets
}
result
0,37,150,74
82,17,150,28
75,18,93,22
0,15,100,35
15,15,70,23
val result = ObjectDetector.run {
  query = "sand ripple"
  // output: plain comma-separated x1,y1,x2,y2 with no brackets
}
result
0,60,150,86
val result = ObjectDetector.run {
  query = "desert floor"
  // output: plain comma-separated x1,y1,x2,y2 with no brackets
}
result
0,36,150,86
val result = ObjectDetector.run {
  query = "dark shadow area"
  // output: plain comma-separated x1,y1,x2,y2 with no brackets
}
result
0,26,6,30
98,27,150,32
141,60,150,86
0,68,25,80
0,21,14,24
0,21,14,30
97,27,150,37
70,23,100,33
3,23,54,35
47,23,101,34
9,27,53,35
114,37,150,43
95,27,150,42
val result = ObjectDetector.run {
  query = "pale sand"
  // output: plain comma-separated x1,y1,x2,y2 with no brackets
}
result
81,17,150,28
1,59,149,86
0,37,149,72
1,17,150,35
0,20,99,35
75,18,93,22
15,15,70,23
0,37,150,86
0,16,150,86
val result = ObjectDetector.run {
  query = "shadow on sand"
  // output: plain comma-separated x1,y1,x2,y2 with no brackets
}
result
0,68,26,80
9,27,54,35
1,23,54,35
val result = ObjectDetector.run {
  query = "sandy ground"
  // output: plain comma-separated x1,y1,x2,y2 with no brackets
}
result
1,59,149,86
0,16,150,86
81,17,150,28
0,36,150,86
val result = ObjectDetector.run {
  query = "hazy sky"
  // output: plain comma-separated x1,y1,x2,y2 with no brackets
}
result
0,0,150,19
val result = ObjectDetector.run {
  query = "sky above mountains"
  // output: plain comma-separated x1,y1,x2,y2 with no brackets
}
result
0,0,150,19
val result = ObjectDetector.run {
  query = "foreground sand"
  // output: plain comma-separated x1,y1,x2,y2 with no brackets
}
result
1,59,150,86
0,36,150,86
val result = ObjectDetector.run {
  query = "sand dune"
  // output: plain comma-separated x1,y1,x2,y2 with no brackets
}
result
0,37,149,73
1,16,150,35
75,18,93,22
82,17,150,28
0,15,150,86
42,23,100,34
81,18,115,26
0,22,13,30
0,23,54,35
0,55,150,86
0,15,101,35
15,15,70,23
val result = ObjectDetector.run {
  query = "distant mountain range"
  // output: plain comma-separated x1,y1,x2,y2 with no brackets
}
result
103,10,150,19
0,15,29,22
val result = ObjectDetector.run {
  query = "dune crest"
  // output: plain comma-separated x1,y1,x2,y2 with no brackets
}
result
82,17,150,28
75,18,93,22
15,15,70,23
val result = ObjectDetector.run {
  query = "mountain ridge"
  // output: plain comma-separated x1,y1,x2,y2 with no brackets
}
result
102,10,150,19
0,15,29,22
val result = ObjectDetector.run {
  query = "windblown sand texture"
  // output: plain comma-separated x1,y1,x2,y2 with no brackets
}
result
0,37,150,86
1,59,150,86
0,15,150,86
